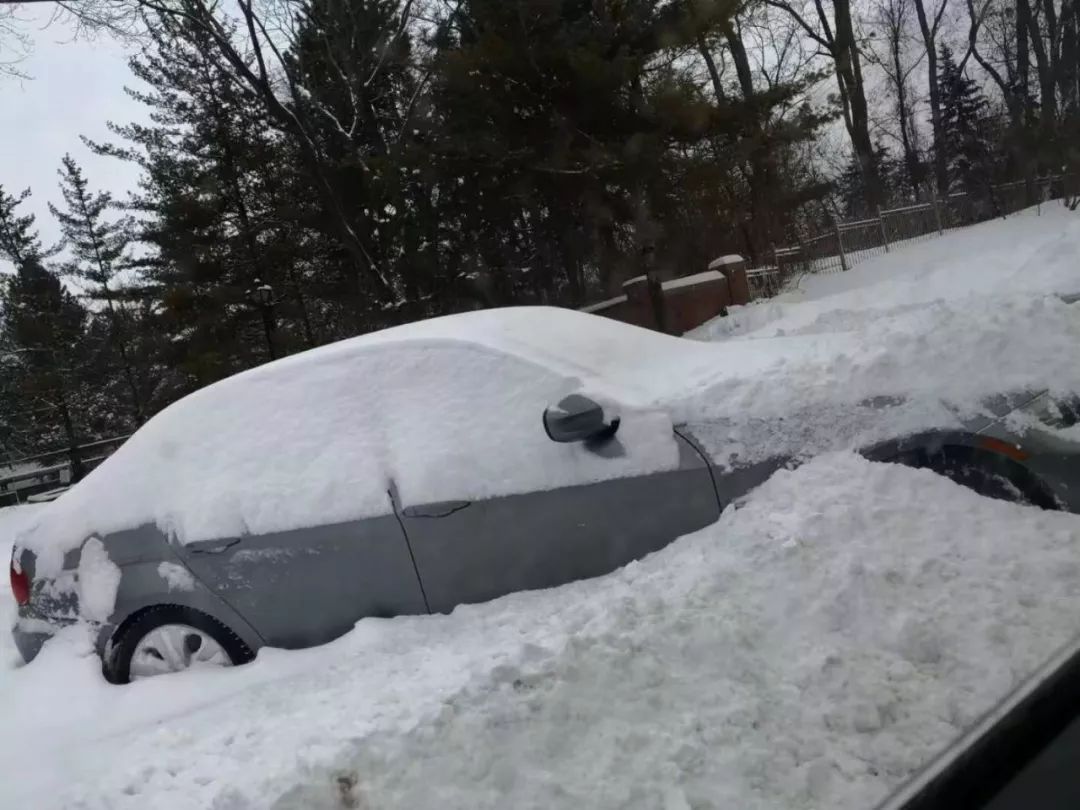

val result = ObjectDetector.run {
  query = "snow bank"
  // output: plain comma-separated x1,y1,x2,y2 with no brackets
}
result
690,205,1080,342
3,455,1080,810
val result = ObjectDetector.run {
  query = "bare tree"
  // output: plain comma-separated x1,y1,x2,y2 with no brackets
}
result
743,2,819,95
867,0,927,196
0,0,142,80
964,0,1080,173
1,3,33,78
697,5,793,259
963,0,1021,116
911,0,950,193
763,0,883,207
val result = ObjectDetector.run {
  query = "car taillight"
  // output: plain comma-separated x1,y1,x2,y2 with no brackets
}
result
9,559,29,606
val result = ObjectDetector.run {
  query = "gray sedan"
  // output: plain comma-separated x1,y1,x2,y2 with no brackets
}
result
9,307,1080,682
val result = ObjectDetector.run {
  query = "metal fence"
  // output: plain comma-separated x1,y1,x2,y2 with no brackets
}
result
748,175,1077,301
0,434,130,507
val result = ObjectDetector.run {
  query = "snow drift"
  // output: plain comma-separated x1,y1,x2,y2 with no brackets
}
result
4,454,1080,810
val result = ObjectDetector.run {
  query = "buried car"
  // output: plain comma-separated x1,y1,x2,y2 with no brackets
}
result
9,306,1080,682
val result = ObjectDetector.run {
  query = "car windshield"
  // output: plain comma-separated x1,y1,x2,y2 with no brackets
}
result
2,1,1080,808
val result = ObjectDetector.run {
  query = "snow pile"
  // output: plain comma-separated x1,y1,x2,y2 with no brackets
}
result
3,455,1080,810
679,293,1080,469
691,205,1080,342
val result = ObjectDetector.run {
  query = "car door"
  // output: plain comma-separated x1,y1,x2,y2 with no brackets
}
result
180,507,428,649
396,428,719,614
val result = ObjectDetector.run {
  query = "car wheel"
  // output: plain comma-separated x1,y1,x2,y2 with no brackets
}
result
105,605,253,684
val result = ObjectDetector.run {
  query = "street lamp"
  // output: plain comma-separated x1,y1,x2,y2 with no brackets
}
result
248,279,277,361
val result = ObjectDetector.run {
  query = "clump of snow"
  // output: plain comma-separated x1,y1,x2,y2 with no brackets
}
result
157,562,195,592
707,254,744,269
230,547,297,564
1055,424,1080,442
3,454,1080,810
76,538,121,623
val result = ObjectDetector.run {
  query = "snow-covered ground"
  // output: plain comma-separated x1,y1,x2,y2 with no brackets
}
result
2,205,1080,809
691,204,1080,341
3,456,1080,810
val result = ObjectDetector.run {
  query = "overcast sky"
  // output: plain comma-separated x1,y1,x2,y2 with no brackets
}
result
1,6,145,261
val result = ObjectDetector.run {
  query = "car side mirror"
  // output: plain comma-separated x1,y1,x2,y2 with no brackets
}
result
543,394,620,443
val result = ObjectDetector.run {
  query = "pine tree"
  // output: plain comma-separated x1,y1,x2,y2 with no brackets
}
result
88,19,316,384
0,186,98,476
0,187,43,266
423,0,752,303
836,142,899,216
284,0,435,327
938,45,993,195
50,155,147,425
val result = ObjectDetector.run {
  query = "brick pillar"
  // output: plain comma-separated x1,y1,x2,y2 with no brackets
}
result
708,255,750,305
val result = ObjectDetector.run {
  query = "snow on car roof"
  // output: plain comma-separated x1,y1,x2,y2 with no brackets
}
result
259,306,738,402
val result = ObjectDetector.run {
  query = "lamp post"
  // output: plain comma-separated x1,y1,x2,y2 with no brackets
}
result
248,280,277,361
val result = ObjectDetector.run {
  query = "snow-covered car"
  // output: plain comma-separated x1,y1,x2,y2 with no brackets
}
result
9,307,1080,682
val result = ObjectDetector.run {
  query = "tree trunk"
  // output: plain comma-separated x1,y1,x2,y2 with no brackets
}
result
1060,0,1079,114
101,290,145,427
889,23,922,195
834,0,882,206
1029,0,1059,150
697,38,726,104
721,19,776,256
80,205,145,426
1018,0,1031,116
913,0,948,195
56,392,84,483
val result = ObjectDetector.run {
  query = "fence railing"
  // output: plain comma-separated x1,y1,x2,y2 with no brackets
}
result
748,175,1077,301
0,434,130,507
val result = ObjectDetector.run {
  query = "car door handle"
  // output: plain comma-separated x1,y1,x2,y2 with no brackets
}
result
401,501,471,518
187,538,242,555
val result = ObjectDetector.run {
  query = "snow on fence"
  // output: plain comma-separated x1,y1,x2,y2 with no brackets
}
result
747,175,1077,301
